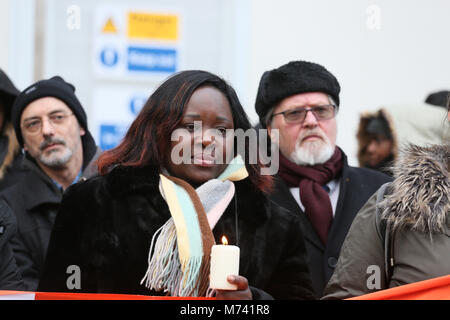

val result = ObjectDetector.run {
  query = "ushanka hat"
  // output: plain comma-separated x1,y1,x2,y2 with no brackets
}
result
11,76,89,147
255,60,341,127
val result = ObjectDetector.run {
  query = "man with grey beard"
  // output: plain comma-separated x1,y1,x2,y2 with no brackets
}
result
255,61,391,298
0,76,101,290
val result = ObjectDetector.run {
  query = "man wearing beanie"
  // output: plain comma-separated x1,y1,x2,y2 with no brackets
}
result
255,61,391,297
0,76,101,290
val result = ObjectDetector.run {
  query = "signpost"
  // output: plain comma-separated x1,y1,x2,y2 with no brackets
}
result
92,5,181,149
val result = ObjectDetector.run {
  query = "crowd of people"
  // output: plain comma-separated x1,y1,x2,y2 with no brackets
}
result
0,60,448,300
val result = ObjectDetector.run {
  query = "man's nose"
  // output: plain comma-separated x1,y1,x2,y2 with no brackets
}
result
302,110,319,127
41,118,55,136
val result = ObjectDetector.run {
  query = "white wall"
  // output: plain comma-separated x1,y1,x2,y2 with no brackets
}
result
0,0,34,90
246,0,450,165
4,0,35,91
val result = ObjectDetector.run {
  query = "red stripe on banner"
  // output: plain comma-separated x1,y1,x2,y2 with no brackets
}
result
348,275,450,300
0,290,213,300
0,290,30,295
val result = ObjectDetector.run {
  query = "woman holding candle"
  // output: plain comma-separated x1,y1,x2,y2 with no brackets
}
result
38,70,315,300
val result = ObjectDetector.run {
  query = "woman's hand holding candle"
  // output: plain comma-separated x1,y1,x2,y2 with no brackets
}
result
210,235,252,300
215,275,252,300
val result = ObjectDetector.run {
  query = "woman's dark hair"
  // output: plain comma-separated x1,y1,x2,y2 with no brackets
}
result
97,70,273,193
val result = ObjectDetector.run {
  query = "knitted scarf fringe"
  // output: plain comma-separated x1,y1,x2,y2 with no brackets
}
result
140,217,209,297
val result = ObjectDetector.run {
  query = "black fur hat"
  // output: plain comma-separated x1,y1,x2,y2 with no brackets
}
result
255,60,340,127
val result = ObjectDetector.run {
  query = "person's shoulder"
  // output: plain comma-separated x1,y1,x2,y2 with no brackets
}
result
347,165,392,183
63,164,161,203
267,197,299,223
64,174,108,200
57,175,112,226
0,178,26,203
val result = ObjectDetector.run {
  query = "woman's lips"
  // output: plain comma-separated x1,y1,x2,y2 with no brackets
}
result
192,154,215,167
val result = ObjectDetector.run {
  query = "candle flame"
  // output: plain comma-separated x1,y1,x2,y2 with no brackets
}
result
221,235,228,245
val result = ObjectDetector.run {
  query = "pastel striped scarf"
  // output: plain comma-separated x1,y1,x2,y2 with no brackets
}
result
141,156,248,296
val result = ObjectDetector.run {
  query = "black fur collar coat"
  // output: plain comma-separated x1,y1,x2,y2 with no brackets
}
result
38,165,315,300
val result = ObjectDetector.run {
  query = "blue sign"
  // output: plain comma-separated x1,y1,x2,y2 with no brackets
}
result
99,124,127,150
129,95,147,115
127,46,177,73
100,48,119,67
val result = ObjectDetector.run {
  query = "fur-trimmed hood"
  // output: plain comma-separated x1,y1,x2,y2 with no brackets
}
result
357,104,450,168
357,108,398,167
381,144,450,233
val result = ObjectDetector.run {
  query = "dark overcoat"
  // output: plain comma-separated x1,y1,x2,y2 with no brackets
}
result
38,165,315,300
269,152,391,297
0,199,24,290
0,145,101,291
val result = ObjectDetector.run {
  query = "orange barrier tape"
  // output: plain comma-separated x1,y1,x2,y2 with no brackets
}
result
0,290,213,300
348,275,450,300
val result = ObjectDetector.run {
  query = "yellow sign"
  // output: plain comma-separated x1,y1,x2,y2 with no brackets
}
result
102,17,118,34
127,12,178,40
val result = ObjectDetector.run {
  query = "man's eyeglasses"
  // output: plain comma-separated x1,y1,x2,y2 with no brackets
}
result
271,105,337,124
22,112,74,134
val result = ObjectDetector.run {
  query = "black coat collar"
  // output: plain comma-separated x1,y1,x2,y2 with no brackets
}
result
105,165,269,225
105,165,160,197
21,158,62,210
19,145,101,211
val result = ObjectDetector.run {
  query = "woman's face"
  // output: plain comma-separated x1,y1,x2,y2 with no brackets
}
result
166,86,235,186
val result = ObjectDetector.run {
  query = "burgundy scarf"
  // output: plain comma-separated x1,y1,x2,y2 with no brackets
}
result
278,148,343,244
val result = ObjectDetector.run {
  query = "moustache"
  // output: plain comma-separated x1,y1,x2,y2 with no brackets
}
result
298,128,327,142
40,138,66,151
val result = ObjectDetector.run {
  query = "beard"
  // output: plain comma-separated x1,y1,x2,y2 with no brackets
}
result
38,137,73,168
289,128,335,166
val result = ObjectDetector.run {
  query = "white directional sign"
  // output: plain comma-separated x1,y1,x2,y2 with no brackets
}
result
93,4,181,81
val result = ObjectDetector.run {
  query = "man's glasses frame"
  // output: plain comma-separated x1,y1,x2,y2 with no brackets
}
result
21,112,75,134
271,104,337,124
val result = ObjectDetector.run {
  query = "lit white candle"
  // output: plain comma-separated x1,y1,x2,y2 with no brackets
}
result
210,236,240,290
